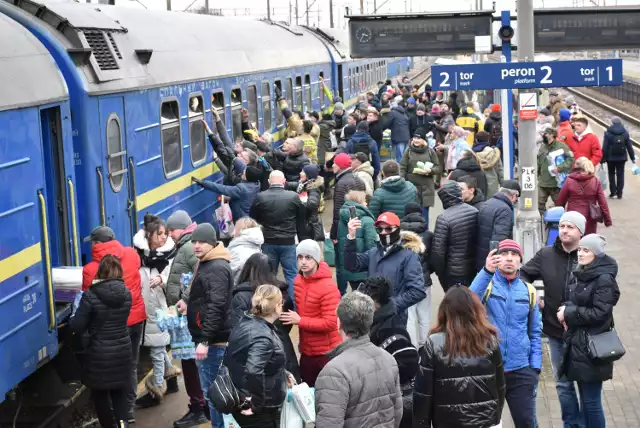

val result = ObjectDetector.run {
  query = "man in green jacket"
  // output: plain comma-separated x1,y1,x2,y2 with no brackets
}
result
537,127,574,216
369,160,419,218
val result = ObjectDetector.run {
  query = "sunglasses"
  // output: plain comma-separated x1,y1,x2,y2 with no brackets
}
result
376,226,396,233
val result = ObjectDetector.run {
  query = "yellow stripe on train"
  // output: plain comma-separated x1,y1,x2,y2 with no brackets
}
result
0,243,42,284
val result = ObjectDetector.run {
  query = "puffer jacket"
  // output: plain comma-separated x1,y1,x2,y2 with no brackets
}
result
556,171,612,235
251,185,305,245
455,109,480,147
557,120,576,148
473,145,504,197
475,192,514,271
369,176,418,218
300,133,318,164
280,99,303,138
273,149,311,182
399,143,440,208
400,213,433,287
336,201,378,285
228,227,264,282
293,262,342,356
318,119,336,166
413,333,505,428
537,138,574,188
353,161,375,197
225,314,288,411
315,336,403,428
448,156,488,197
602,123,635,163
369,118,386,149
82,240,145,327
133,229,175,347
165,223,198,306
187,243,233,344
385,106,411,144
567,130,603,166
331,170,365,240
294,177,325,241
470,268,543,372
561,254,620,382
345,231,426,326
469,189,486,210
71,279,132,390
199,179,260,223
347,132,381,179
484,111,502,145
431,183,479,290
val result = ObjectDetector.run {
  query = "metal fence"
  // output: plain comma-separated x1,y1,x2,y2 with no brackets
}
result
591,81,640,108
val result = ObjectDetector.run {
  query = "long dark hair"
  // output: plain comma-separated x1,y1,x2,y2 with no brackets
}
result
236,253,279,290
96,255,123,280
430,285,498,359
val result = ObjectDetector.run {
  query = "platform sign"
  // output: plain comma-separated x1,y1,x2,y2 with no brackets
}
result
519,93,538,121
431,59,623,91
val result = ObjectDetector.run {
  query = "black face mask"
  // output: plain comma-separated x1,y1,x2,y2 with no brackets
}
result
379,228,401,247
543,135,552,144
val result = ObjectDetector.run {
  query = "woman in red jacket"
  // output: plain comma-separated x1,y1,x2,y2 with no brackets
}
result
556,157,612,235
280,239,342,387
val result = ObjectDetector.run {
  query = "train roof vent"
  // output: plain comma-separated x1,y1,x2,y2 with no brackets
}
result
106,32,123,60
83,30,119,71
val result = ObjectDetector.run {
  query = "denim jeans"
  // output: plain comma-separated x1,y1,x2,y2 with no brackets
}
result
407,287,432,347
149,346,172,387
196,344,226,428
127,321,144,418
505,366,539,428
577,381,605,428
421,207,430,229
548,337,584,428
393,142,408,163
263,244,298,301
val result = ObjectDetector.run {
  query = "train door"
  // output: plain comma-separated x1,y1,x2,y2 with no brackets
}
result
40,107,72,267
98,97,132,245
337,64,344,100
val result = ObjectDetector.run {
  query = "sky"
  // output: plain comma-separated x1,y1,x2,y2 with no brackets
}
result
90,0,640,29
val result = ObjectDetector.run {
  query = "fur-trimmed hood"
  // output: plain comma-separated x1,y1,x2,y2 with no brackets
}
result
475,146,501,170
400,230,425,254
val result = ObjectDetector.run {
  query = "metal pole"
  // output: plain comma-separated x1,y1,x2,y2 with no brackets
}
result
515,0,542,263
289,0,292,25
306,0,310,25
295,0,299,25
267,0,271,20
329,0,334,28
360,0,364,14
166,0,171,11
204,0,209,13
373,0,377,13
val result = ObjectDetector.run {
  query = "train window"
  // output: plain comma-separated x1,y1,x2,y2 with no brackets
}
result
231,88,243,142
211,91,226,130
295,76,303,110
285,78,293,108
106,114,125,192
318,72,325,108
188,94,206,166
161,99,182,177
275,80,283,126
262,82,272,131
304,74,312,111
247,85,258,128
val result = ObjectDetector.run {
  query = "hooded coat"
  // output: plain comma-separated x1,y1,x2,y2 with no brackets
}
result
602,123,635,163
556,171,612,235
353,161,375,197
400,213,433,288
484,111,503,146
133,229,176,347
472,144,504,198
475,192,515,272
399,142,440,208
336,201,378,284
71,279,132,389
567,129,603,166
82,240,145,327
561,254,620,382
331,170,366,240
165,224,198,306
369,176,418,218
385,106,411,144
228,227,264,282
347,132,381,179
448,156,488,198
431,183,479,290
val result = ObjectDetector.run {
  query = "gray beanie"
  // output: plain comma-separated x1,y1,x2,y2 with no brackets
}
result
559,211,586,236
611,116,622,125
296,239,322,264
333,102,345,111
167,210,192,230
191,223,217,246
579,234,607,256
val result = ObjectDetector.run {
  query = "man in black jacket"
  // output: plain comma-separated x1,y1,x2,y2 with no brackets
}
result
431,181,478,291
520,211,586,428
330,153,366,243
250,170,305,299
457,175,486,210
187,223,233,428
367,107,385,150
475,180,520,271
273,138,310,182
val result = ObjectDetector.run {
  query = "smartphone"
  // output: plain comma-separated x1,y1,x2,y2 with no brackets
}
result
489,241,499,252
349,206,358,220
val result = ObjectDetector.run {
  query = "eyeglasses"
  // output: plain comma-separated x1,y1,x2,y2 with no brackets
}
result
296,254,315,261
376,226,396,234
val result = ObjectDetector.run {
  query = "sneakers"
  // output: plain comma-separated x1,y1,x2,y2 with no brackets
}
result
164,365,183,379
173,405,209,428
145,377,167,403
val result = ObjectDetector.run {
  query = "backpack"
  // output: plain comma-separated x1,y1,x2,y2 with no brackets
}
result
482,280,537,337
354,138,372,159
489,122,503,147
609,133,627,157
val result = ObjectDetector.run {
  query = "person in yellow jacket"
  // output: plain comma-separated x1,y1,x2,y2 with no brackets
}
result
307,111,321,144
300,120,318,164
275,86,303,139
455,106,480,147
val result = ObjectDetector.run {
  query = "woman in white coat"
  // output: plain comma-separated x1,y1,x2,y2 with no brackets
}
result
133,214,181,405
227,217,264,282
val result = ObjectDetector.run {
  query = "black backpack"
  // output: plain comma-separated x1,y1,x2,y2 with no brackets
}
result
609,133,627,157
354,138,372,159
489,121,502,146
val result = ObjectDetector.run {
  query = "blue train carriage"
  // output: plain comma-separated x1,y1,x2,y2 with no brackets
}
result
0,11,80,401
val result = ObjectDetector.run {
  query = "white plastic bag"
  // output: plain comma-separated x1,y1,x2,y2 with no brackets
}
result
596,164,608,191
223,413,240,428
291,383,315,423
280,393,304,428
215,202,235,240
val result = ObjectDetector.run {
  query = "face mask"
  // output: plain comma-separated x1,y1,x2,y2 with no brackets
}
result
379,228,401,247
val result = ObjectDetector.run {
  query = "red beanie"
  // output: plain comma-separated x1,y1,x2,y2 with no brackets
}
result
333,153,352,170
491,104,501,113
498,239,522,259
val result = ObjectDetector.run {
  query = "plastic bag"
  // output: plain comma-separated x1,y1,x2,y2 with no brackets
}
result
280,394,304,428
291,383,315,423
215,203,235,240
547,149,569,188
72,291,84,316
156,308,196,360
596,164,608,191
223,413,241,428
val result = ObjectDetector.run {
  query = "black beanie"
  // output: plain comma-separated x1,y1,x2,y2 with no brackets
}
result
191,223,217,246
356,121,369,133
404,202,423,216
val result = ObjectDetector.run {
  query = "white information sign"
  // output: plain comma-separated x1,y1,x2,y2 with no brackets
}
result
521,167,536,191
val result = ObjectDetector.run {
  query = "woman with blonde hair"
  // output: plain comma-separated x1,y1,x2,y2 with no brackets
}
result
556,157,612,235
225,284,288,427
228,217,264,282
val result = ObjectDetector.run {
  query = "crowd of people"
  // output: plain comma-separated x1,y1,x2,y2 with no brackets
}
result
70,78,626,428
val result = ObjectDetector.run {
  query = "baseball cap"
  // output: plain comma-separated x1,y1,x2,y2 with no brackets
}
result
502,180,521,197
84,226,115,243
374,212,401,227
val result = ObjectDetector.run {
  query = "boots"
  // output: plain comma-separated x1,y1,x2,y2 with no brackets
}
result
173,405,209,428
166,376,179,394
145,377,167,404
164,365,183,379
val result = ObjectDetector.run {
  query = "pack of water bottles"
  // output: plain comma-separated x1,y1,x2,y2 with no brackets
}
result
155,272,196,360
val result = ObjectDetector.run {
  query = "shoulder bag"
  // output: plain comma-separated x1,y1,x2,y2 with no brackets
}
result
580,182,603,223
587,327,625,363
207,347,242,414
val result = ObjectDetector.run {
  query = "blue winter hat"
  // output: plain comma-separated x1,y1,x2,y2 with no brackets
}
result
303,164,320,180
233,158,247,174
408,97,416,105
559,108,572,123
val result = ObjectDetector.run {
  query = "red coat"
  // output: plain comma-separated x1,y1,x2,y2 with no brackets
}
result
82,240,146,327
566,131,603,166
557,121,576,148
556,171,612,235
293,261,342,356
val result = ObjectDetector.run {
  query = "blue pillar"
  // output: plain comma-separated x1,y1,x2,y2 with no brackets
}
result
501,10,515,179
